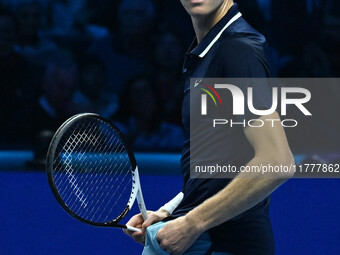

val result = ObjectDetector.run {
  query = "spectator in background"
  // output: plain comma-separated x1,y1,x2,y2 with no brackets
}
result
45,0,87,36
85,0,121,30
88,0,156,96
153,1,194,47
13,1,56,63
0,7,32,142
14,52,80,143
45,0,107,61
73,55,118,118
153,31,184,125
113,75,184,151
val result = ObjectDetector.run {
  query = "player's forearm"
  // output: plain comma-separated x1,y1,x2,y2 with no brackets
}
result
184,153,294,234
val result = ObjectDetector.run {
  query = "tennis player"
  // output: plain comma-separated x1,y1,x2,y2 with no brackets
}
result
124,1,294,254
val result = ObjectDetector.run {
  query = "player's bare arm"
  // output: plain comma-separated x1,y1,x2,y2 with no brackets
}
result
156,112,295,254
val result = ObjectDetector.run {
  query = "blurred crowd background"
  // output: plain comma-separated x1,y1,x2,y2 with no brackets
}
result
0,0,339,155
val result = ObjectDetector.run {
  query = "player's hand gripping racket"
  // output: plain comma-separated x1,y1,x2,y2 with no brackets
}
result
46,113,148,232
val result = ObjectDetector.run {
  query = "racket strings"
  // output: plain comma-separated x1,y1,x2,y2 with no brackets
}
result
74,122,131,219
60,125,131,221
54,121,96,198
82,131,132,221
55,123,98,209
55,122,108,196
62,124,111,207
52,118,133,223
53,121,87,185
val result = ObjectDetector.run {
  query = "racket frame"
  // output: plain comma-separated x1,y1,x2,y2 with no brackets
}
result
46,113,148,230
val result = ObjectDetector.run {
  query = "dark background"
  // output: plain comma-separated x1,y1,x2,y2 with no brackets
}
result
0,0,339,254
0,0,339,153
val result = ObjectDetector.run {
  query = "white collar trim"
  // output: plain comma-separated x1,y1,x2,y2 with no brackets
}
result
199,12,242,58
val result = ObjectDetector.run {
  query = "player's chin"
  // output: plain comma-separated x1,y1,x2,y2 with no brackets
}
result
183,0,222,16
186,5,217,17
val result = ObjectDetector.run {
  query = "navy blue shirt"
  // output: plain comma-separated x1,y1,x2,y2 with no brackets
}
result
171,4,275,255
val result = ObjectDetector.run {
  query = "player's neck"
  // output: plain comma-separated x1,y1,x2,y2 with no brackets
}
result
192,1,233,44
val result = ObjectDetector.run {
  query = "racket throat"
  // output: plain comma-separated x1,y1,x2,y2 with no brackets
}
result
129,167,148,221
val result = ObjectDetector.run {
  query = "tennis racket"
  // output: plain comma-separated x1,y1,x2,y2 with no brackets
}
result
46,113,148,232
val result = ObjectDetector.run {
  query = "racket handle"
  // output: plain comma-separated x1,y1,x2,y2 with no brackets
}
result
126,225,142,232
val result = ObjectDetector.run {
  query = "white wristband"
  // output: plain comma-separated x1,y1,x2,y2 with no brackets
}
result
159,192,184,214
